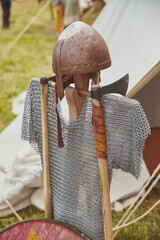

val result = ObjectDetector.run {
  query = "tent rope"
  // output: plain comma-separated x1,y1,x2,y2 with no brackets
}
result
113,199,160,231
1,157,24,221
115,163,160,228
1,0,52,59
1,197,23,222
114,171,160,237
0,166,6,173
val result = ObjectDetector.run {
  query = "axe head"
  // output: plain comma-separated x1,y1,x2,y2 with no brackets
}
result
91,74,129,100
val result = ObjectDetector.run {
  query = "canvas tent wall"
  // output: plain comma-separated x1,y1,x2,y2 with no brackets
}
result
93,0,160,174
133,69,160,174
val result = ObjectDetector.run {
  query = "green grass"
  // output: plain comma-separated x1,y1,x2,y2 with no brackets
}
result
113,188,160,240
0,0,57,132
0,1,159,239
0,189,159,239
0,206,45,230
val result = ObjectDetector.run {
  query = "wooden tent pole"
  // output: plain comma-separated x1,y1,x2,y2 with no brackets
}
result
92,83,113,240
41,78,53,219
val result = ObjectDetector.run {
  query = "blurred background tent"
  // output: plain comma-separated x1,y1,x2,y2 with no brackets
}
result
63,0,80,28
81,0,106,25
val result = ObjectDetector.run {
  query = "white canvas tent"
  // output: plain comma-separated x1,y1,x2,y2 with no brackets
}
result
0,0,159,217
93,0,160,91
93,0,160,173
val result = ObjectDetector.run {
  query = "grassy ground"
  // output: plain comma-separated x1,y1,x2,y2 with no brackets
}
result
0,1,159,239
0,0,56,132
0,189,159,239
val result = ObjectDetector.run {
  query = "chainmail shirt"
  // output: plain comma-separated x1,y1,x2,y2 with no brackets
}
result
22,78,150,240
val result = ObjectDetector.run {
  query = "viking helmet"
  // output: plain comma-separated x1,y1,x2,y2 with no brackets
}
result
52,21,111,100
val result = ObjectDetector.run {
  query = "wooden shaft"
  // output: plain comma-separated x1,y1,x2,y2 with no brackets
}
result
65,74,90,121
92,88,113,240
78,88,89,97
98,158,113,240
50,82,90,97
41,83,53,219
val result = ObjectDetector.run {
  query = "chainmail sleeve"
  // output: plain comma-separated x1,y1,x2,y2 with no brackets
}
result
132,101,151,177
21,78,42,154
103,94,150,179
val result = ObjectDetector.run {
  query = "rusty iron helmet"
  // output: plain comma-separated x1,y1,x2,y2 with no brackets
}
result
52,21,111,100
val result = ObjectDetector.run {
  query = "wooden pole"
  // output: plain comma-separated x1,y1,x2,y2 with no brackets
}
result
41,81,53,219
65,74,90,121
92,84,113,240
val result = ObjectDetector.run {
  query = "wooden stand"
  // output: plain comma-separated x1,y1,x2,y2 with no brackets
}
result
40,70,129,238
40,74,90,219
65,74,90,120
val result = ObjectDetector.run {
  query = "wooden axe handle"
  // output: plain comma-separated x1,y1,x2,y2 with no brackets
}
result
92,97,113,240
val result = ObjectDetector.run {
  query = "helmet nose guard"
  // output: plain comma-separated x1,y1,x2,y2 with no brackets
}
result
52,21,111,100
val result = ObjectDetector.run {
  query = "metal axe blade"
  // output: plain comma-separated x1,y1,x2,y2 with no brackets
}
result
91,74,129,100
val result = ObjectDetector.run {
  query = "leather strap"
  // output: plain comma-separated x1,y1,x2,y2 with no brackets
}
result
54,40,64,100
55,83,64,148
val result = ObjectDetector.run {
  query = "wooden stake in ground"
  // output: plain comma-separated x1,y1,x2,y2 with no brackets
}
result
92,83,113,240
41,77,53,219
